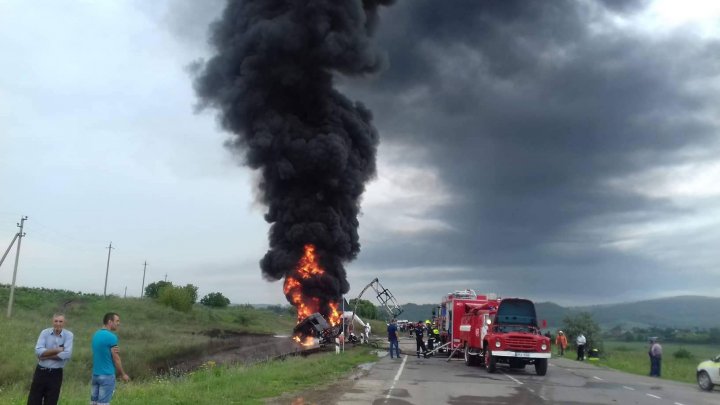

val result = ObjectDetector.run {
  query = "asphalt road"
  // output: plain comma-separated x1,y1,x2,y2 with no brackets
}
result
336,337,720,405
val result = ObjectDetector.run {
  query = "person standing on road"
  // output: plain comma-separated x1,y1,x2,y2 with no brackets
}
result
576,333,586,361
648,337,662,377
387,319,400,359
415,321,427,358
27,313,74,405
91,312,129,405
555,331,568,356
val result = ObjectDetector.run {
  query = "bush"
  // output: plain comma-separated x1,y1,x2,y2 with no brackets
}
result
200,292,231,308
158,285,195,312
145,281,172,299
673,348,693,359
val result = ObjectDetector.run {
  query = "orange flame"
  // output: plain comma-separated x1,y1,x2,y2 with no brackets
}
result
284,244,343,335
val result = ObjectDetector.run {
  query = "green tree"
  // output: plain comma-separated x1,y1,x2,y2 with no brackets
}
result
200,292,231,308
562,312,603,352
158,285,194,312
183,284,199,304
349,298,378,320
144,281,172,299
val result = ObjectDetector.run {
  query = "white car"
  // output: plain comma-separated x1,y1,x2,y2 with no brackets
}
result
697,354,720,391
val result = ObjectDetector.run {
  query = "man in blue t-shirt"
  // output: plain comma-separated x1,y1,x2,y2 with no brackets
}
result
91,312,129,404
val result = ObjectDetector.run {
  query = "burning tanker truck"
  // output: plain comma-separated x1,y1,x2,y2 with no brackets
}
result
193,0,395,344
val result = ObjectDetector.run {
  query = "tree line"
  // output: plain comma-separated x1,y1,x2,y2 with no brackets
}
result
144,281,230,312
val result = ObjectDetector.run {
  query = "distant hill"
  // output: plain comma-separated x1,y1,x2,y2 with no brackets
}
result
397,296,720,330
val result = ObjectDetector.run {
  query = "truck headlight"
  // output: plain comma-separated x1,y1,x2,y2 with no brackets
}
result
541,343,547,351
495,340,501,348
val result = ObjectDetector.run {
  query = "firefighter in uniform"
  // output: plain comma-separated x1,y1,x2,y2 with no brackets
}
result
414,321,427,358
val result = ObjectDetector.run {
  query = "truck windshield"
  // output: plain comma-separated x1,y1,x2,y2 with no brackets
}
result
494,299,538,329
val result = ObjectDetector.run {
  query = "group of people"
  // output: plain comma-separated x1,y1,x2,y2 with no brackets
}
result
28,312,129,405
386,319,442,359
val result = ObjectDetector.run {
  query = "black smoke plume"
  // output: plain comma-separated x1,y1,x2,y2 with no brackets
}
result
194,0,393,308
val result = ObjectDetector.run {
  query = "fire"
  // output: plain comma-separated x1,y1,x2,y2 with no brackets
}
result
283,244,343,332
328,301,341,326
292,335,316,347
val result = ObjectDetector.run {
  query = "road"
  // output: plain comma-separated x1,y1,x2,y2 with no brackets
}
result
336,337,719,405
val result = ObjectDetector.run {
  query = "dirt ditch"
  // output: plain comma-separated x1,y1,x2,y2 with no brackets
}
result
152,330,315,375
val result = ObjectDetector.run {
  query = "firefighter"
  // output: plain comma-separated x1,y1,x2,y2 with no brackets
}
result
555,331,568,356
414,321,427,358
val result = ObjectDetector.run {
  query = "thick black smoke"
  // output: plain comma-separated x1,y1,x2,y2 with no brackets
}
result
194,0,393,303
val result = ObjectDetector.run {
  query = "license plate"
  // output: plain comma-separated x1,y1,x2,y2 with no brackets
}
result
515,352,531,357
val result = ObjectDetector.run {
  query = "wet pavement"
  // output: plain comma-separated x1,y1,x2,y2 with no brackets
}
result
331,337,720,405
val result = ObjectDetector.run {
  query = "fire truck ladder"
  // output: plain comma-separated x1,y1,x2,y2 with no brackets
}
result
351,278,403,325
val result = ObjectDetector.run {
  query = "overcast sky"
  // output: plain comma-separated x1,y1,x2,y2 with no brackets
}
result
2,0,720,307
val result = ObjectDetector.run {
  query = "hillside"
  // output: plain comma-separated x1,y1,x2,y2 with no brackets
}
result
398,296,720,330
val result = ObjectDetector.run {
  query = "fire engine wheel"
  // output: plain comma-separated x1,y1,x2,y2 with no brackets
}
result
464,344,477,366
535,358,548,376
697,371,714,391
485,350,497,373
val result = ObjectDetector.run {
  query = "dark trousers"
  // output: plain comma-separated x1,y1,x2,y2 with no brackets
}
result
27,366,63,405
416,338,427,357
576,344,585,361
650,356,662,377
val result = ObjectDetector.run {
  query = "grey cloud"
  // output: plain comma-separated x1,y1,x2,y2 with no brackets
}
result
343,0,720,301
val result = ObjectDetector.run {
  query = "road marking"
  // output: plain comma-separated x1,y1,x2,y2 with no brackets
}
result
502,372,523,385
539,395,548,401
593,376,603,381
622,386,635,390
528,388,535,393
646,393,661,399
674,402,686,405
384,355,408,402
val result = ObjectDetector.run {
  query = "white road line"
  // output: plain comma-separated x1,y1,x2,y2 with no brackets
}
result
646,393,662,399
528,388,535,393
502,372,524,385
593,376,603,381
539,396,548,401
674,402,686,405
384,355,408,401
622,386,635,390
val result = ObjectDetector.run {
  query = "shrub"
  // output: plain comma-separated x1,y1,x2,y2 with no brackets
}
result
158,285,194,312
200,292,231,308
145,281,172,298
673,348,693,359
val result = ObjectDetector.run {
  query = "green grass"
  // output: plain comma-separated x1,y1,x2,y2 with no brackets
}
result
0,285,296,389
0,345,376,404
0,285,380,404
555,340,719,384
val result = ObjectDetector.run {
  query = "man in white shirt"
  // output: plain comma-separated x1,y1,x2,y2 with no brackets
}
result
576,333,586,361
28,313,74,405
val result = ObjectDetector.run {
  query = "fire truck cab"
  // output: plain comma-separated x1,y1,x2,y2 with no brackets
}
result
460,297,551,375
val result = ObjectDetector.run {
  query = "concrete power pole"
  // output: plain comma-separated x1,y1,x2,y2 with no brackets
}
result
103,242,114,298
141,261,148,298
0,233,19,270
6,216,28,318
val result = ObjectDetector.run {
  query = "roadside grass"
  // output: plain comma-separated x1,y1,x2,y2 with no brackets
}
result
555,340,718,384
0,285,296,393
0,345,377,404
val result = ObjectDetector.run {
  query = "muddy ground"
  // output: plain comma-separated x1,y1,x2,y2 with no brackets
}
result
154,330,312,374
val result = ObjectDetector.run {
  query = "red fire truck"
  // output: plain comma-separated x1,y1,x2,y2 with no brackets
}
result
459,297,551,375
438,290,498,352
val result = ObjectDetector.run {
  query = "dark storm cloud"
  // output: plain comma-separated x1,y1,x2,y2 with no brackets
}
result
343,0,720,300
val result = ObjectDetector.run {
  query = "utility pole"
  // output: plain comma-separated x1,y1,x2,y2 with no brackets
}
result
140,261,148,298
0,233,19,270
124,286,127,299
164,273,167,282
103,242,114,299
7,216,28,318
